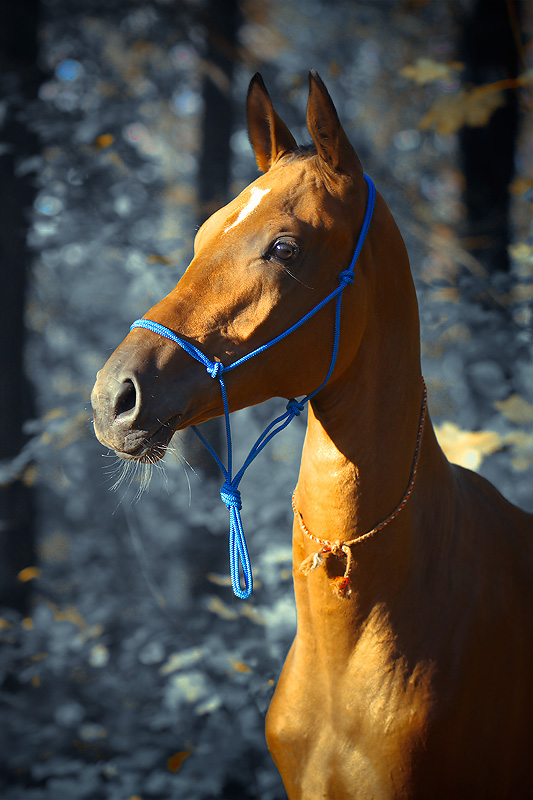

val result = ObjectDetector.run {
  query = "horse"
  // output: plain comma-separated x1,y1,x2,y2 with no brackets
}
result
91,72,533,799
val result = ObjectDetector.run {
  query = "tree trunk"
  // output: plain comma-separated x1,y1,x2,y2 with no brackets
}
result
459,0,522,275
0,0,42,611
181,0,241,476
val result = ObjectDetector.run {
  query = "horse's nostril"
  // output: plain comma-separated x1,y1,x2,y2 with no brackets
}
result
114,379,137,419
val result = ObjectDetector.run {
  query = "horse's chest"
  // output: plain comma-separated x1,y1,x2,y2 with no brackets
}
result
266,637,432,800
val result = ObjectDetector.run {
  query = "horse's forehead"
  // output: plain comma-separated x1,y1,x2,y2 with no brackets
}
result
196,161,341,252
223,163,326,228
224,185,273,232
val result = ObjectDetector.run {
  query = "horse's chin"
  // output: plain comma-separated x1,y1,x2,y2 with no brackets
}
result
100,417,179,463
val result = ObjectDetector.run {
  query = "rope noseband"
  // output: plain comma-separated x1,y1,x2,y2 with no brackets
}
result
131,176,377,599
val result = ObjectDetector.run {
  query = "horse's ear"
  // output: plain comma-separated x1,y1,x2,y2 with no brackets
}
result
306,70,362,177
247,73,297,173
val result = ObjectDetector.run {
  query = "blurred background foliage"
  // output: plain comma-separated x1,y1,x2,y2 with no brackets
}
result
0,0,532,798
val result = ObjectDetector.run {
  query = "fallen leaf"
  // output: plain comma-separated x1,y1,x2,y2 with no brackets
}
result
509,176,533,195
509,243,533,266
94,133,114,148
435,422,501,470
206,596,238,620
229,658,250,674
419,87,505,135
167,750,190,773
400,58,463,85
495,395,533,424
17,567,41,583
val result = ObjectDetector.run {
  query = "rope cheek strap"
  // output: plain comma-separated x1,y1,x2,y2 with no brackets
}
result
130,175,376,600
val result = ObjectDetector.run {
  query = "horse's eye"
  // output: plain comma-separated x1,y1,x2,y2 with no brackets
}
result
270,239,300,263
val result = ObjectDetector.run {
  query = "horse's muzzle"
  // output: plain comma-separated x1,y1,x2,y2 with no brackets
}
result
90,331,218,460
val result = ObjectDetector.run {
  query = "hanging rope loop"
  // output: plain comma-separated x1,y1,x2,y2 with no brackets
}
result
228,510,253,599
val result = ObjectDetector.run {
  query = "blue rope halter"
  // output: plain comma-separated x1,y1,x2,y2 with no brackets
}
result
130,175,376,599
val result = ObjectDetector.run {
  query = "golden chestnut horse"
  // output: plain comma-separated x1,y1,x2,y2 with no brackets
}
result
91,72,533,799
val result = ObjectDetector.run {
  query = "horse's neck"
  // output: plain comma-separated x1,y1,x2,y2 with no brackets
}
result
293,201,453,633
296,357,432,546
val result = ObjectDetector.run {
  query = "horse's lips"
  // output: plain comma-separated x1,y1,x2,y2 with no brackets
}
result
110,398,221,460
112,414,182,461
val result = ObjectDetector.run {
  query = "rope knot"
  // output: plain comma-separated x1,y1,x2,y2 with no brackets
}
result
286,398,305,417
339,270,355,286
220,482,242,511
206,361,223,379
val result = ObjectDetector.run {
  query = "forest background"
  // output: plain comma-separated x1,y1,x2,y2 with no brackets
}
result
0,0,532,798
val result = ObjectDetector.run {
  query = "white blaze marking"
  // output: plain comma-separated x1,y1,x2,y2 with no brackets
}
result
225,186,271,231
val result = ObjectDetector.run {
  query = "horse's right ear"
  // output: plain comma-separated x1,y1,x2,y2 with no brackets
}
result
307,70,362,178
247,73,297,173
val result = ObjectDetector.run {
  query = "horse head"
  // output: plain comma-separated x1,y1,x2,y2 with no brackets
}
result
91,71,370,462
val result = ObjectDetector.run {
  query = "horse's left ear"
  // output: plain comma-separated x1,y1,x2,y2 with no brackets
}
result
307,70,362,177
247,73,297,173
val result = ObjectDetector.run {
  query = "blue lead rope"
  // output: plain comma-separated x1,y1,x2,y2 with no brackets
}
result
130,175,376,599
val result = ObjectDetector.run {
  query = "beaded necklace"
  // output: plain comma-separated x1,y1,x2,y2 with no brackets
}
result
294,378,427,598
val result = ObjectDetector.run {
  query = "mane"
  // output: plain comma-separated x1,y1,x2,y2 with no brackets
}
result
288,143,317,160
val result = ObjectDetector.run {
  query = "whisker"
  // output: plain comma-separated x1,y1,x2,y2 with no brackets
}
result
99,433,200,509
167,433,197,505
135,461,152,502
276,263,314,290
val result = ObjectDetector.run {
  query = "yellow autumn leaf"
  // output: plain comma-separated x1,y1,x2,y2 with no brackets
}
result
504,431,533,471
495,395,533,424
229,657,250,673
94,133,114,148
463,85,506,127
509,243,533,265
510,176,533,195
435,422,502,470
436,421,533,472
17,566,41,583
206,596,238,620
167,750,190,773
160,647,203,676
400,58,463,85
420,87,505,135
419,92,465,135
206,572,232,587
31,652,48,663
47,601,87,629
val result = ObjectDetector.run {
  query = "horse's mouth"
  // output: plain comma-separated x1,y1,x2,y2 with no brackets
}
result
107,415,182,462
115,401,224,460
